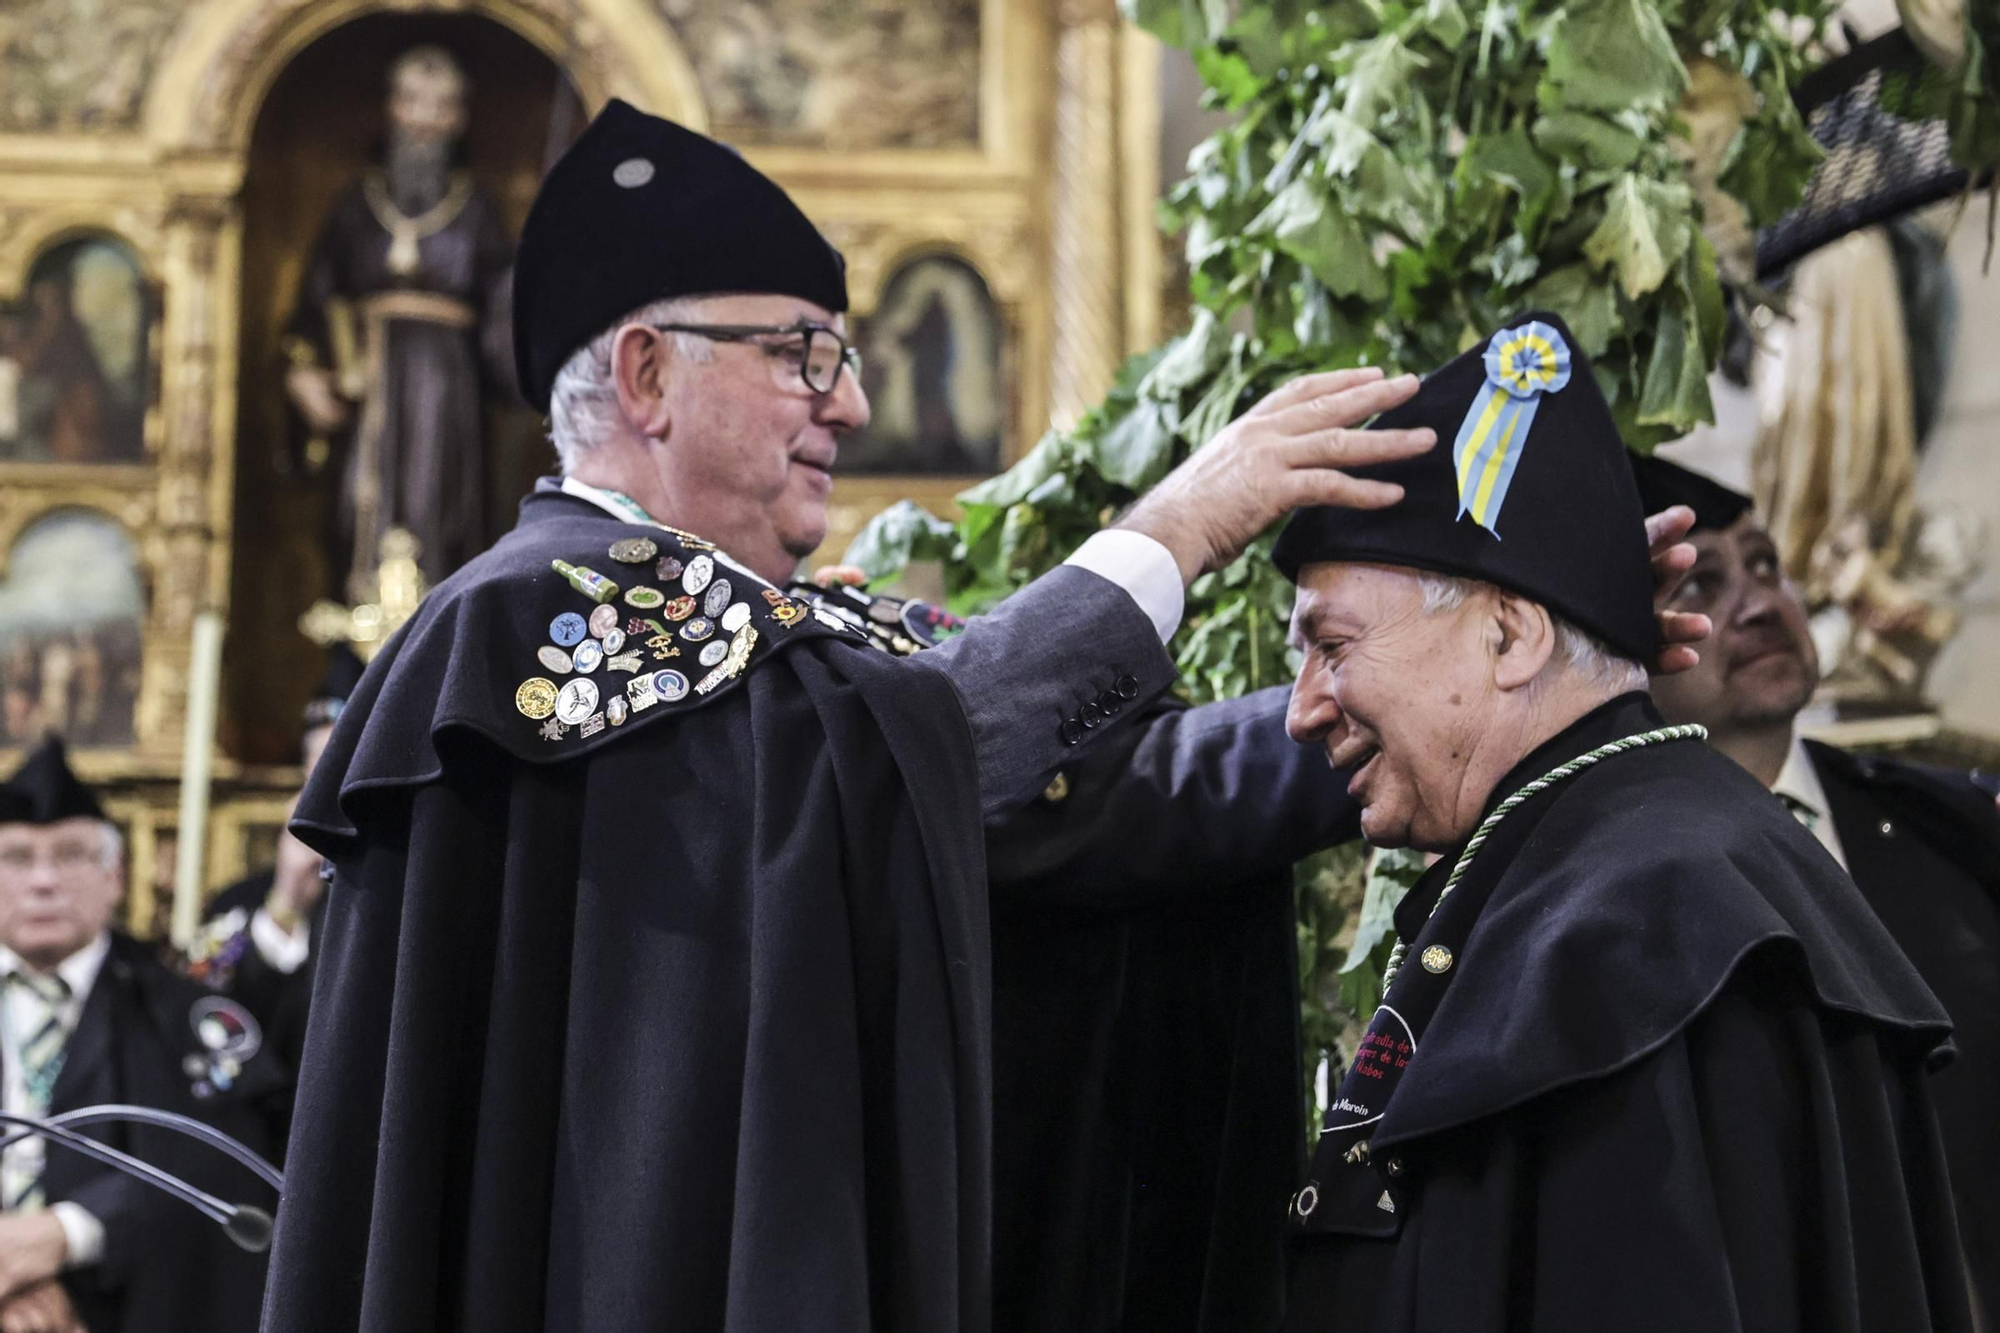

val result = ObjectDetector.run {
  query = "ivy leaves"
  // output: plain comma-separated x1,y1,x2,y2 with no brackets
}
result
1541,0,1689,114
1144,0,1833,455
1583,175,1693,300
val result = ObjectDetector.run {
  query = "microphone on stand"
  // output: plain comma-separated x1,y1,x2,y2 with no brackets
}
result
0,1105,283,1252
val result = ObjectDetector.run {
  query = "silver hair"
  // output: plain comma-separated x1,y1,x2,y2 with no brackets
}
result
546,297,715,474
1414,571,1647,693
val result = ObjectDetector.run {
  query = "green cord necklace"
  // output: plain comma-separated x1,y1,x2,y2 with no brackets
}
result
1378,723,1708,990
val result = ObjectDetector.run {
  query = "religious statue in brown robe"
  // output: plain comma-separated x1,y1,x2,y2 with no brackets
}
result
283,45,516,597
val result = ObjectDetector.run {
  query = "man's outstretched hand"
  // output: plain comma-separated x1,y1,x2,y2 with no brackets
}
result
1117,368,1434,586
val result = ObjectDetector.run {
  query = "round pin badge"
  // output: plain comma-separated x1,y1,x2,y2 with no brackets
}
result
536,645,574,675
680,616,715,642
653,669,691,703
699,640,729,667
556,678,600,725
1420,945,1454,974
624,586,665,609
588,603,620,638
720,602,752,634
601,628,626,656
703,578,733,619
683,555,715,597
605,695,630,726
572,639,604,674
656,556,684,582
190,996,263,1062
550,612,589,647
609,537,659,564
664,594,696,622
516,677,559,719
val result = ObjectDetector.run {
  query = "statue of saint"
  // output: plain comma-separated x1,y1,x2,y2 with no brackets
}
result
282,45,516,597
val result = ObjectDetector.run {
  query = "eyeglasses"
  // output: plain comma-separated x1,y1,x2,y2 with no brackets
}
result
650,322,862,395
0,842,107,875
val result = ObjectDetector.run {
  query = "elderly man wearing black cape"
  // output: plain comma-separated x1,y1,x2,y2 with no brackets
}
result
1273,312,1971,1330
259,101,1442,1332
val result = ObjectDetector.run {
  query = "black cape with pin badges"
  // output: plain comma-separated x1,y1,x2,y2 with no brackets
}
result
262,478,1194,1333
512,99,848,412
1273,311,1656,661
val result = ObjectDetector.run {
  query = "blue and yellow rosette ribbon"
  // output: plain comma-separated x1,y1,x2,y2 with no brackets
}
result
1452,321,1571,538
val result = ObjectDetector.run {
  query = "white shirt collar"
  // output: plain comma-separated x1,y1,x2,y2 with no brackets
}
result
0,931,112,1008
558,476,655,526
556,476,782,593
1772,732,1848,870
1773,732,1830,823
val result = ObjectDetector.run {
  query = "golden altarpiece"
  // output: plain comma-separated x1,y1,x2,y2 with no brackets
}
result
0,0,1172,934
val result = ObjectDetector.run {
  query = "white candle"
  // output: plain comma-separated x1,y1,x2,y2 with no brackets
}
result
0,357,19,441
172,609,225,947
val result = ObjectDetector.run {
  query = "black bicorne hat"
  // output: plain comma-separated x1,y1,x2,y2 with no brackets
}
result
1628,451,1754,534
0,737,106,826
512,100,849,412
1272,311,1656,661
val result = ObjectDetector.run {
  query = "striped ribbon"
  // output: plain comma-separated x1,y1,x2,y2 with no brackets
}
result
1452,321,1572,537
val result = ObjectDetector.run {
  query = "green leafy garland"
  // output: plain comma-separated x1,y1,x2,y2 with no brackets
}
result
850,0,1833,1101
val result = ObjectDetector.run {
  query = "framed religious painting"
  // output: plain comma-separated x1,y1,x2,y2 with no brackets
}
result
0,508,146,749
843,253,1008,478
0,235,154,466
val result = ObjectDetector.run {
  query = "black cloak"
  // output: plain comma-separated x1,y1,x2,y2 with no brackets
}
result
262,487,1173,1331
985,687,1360,1333
1282,693,1972,1332
1805,739,2000,1321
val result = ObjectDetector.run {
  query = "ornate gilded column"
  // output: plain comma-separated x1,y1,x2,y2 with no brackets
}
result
1049,0,1128,428
136,192,238,760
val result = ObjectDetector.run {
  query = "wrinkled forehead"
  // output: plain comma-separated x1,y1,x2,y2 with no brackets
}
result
1287,561,1430,643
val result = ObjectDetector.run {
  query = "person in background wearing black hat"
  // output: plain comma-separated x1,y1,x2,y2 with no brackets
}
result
1272,313,1970,1331
0,739,282,1333
1636,451,2000,1325
183,645,364,1120
259,99,1443,1333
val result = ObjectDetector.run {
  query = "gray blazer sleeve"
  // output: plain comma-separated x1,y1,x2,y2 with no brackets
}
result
985,685,1364,906
909,564,1178,819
